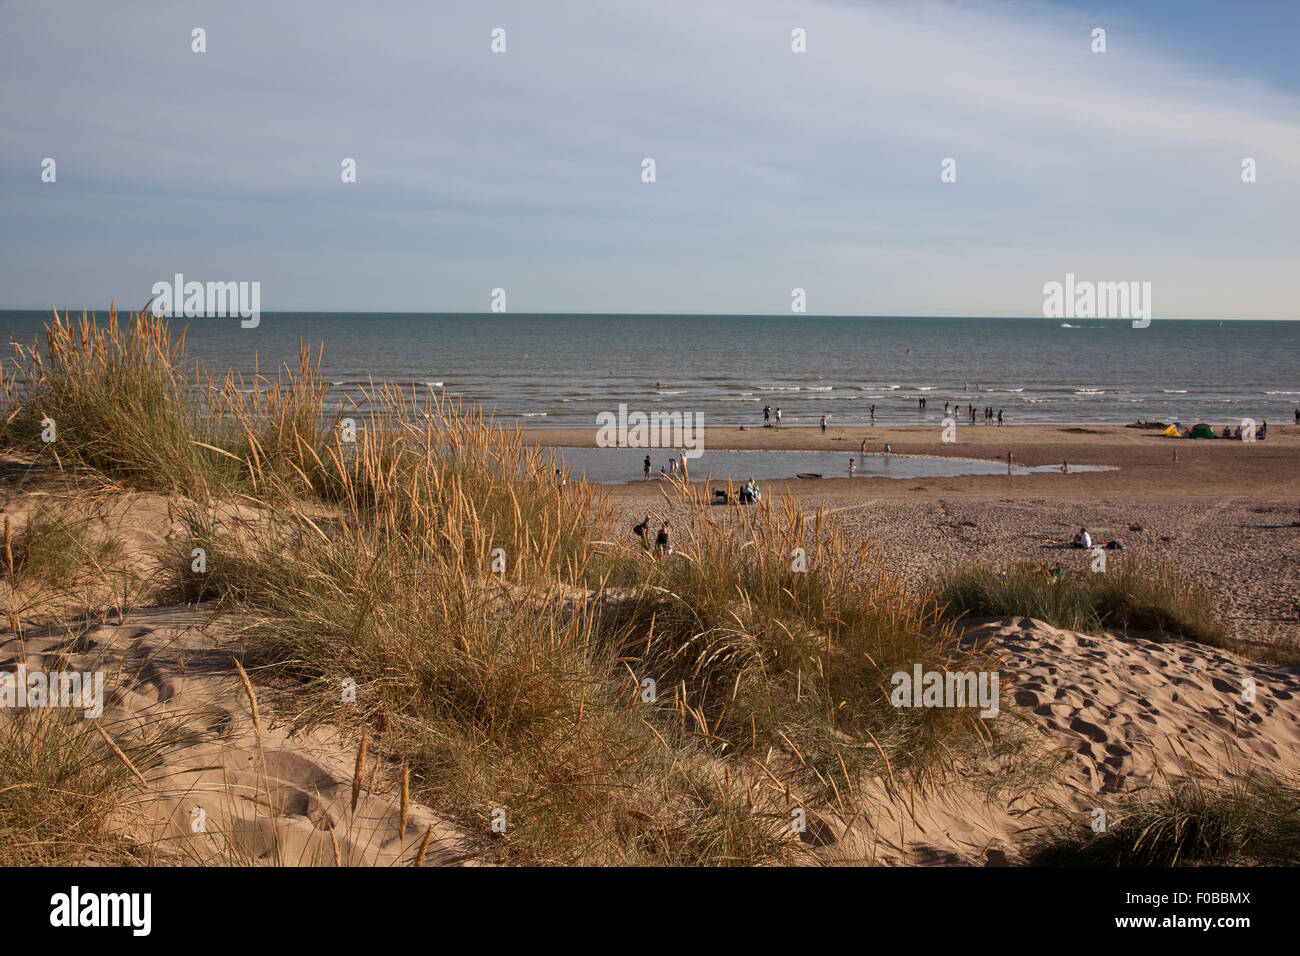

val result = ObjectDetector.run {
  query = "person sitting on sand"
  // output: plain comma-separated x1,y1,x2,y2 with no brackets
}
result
1072,527,1092,549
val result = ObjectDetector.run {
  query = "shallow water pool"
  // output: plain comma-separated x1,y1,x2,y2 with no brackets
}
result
535,447,1115,484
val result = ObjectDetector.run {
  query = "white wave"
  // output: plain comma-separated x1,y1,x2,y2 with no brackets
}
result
1265,390,1300,395
520,412,547,417
1060,323,1078,328
425,381,444,387
1162,389,1188,394
1074,388,1104,394
805,386,833,391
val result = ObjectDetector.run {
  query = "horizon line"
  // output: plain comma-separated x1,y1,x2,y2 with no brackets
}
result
0,308,1293,323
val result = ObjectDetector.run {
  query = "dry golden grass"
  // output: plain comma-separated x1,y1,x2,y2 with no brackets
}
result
1,306,1040,866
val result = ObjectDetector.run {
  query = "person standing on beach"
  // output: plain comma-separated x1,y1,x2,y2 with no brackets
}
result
997,409,1004,426
820,415,828,433
860,439,866,454
870,405,876,424
764,405,771,426
775,407,782,427
643,455,652,480
654,522,671,561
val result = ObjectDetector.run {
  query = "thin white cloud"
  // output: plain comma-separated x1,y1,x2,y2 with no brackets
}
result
0,0,1295,316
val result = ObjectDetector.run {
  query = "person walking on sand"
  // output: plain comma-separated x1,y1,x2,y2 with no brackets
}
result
820,415,828,433
643,455,652,480
654,522,671,560
870,405,876,425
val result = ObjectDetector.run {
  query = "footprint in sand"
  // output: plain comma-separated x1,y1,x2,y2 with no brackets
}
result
1069,716,1109,743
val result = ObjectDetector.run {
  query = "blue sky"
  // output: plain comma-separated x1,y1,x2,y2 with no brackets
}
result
1,0,1297,318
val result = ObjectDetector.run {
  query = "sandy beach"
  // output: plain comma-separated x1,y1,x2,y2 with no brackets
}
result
529,423,1300,649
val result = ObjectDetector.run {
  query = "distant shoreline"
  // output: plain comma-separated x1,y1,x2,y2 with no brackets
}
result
523,422,1300,502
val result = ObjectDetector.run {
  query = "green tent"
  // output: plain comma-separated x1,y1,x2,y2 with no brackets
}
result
1188,423,1216,439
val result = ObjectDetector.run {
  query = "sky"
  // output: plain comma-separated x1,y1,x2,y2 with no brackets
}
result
1,0,1297,318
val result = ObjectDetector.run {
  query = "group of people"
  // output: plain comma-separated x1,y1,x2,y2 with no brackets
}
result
759,400,1018,430
632,515,673,560
936,402,1003,425
643,454,689,480
1222,421,1268,439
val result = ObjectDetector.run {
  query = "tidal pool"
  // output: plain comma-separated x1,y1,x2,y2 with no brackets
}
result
536,447,1115,484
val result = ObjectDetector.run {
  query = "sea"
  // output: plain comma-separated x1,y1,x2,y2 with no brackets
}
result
2,312,1297,429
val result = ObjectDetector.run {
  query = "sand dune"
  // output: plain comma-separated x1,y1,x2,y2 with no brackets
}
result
837,616,1300,865
1,606,480,866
